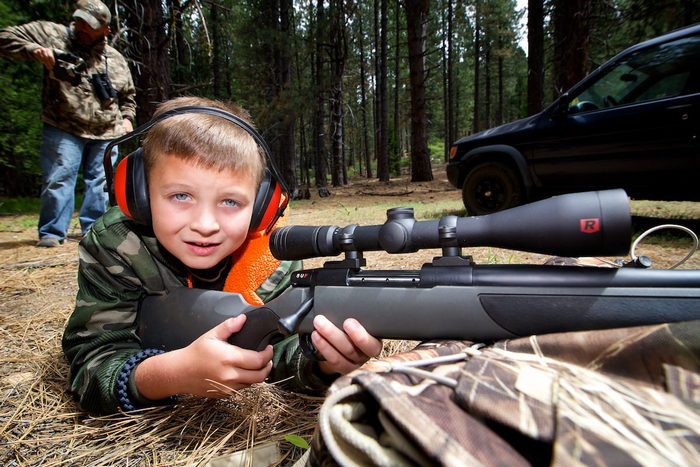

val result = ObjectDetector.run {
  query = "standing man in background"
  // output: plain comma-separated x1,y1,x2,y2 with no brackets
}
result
0,0,136,247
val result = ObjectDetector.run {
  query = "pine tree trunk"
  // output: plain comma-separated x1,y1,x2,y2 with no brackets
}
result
211,3,224,99
527,0,545,115
497,33,504,125
313,0,328,187
375,0,390,182
472,0,481,133
440,0,450,161
277,0,296,193
329,0,346,187
170,0,188,87
405,0,433,182
446,0,455,155
393,1,401,168
358,14,372,178
553,0,592,93
124,0,171,122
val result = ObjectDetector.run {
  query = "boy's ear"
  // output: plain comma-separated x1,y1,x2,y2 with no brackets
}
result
113,148,152,225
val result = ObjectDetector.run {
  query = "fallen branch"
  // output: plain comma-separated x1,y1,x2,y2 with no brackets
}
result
358,190,415,197
0,254,78,270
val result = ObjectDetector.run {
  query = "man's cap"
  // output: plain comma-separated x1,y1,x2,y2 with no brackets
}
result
73,0,111,29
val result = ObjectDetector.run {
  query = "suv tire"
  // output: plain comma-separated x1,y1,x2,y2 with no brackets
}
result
462,161,523,215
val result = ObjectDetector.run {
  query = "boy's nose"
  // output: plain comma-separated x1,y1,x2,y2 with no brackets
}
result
190,207,220,235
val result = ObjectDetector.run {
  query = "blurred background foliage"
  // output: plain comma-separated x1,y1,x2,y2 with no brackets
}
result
1,0,698,198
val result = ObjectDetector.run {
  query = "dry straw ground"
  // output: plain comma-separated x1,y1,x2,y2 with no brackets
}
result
1,166,698,465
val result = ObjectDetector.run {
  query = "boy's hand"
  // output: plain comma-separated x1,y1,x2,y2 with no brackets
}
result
311,315,383,375
180,315,273,396
135,315,273,400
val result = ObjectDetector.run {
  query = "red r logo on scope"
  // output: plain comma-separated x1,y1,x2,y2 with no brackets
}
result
580,218,600,234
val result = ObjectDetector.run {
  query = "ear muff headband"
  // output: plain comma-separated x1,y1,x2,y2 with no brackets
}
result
103,106,289,233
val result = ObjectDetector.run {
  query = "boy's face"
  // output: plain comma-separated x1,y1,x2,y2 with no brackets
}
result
148,153,257,270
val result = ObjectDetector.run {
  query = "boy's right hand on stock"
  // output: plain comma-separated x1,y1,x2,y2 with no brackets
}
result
135,315,273,400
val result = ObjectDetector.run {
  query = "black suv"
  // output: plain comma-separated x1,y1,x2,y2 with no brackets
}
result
447,24,700,215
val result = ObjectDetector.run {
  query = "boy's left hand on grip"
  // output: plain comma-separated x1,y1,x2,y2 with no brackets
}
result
226,307,283,351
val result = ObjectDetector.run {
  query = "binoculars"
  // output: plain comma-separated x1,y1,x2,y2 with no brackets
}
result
90,72,117,100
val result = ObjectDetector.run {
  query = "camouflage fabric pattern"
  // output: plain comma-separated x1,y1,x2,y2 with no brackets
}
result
62,206,327,414
308,322,700,466
0,21,135,139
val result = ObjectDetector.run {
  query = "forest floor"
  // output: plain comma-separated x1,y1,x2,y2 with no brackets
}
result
1,164,699,465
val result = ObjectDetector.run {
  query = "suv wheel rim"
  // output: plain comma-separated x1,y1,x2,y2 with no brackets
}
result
475,178,506,210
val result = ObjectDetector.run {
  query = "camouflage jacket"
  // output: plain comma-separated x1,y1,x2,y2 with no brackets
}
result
62,206,330,414
308,323,700,466
0,21,135,139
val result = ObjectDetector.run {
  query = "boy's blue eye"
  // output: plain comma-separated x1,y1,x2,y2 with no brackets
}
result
222,199,238,207
173,193,189,201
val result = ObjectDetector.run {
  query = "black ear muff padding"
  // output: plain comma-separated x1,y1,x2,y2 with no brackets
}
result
114,149,151,225
249,169,277,233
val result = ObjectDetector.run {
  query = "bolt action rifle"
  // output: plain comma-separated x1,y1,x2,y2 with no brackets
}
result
137,189,700,355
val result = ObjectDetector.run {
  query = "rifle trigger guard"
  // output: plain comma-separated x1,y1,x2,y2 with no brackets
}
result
299,333,325,361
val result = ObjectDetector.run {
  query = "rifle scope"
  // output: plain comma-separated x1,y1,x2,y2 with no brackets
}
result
270,189,631,260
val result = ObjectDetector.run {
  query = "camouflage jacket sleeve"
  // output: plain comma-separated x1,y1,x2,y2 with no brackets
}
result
61,207,182,413
0,21,66,60
62,207,330,413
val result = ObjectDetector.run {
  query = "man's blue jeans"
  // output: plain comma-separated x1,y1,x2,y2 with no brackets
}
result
38,124,117,240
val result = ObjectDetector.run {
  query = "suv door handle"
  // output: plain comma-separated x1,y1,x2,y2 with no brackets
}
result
666,103,693,110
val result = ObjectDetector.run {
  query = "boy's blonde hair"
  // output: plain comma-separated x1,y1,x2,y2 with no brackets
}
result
142,96,266,188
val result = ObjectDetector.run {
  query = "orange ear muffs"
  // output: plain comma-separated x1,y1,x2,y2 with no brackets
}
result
248,169,289,235
113,148,151,225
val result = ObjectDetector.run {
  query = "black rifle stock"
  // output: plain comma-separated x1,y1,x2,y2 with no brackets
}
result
137,189,700,352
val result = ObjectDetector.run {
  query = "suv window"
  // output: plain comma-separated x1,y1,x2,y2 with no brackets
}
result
569,35,700,113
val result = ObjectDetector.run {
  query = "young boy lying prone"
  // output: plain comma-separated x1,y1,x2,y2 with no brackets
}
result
62,97,382,413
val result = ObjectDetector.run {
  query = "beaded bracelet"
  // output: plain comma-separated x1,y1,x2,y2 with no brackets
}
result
117,348,164,411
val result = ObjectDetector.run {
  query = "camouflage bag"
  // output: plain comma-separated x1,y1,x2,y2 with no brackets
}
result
302,321,700,466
